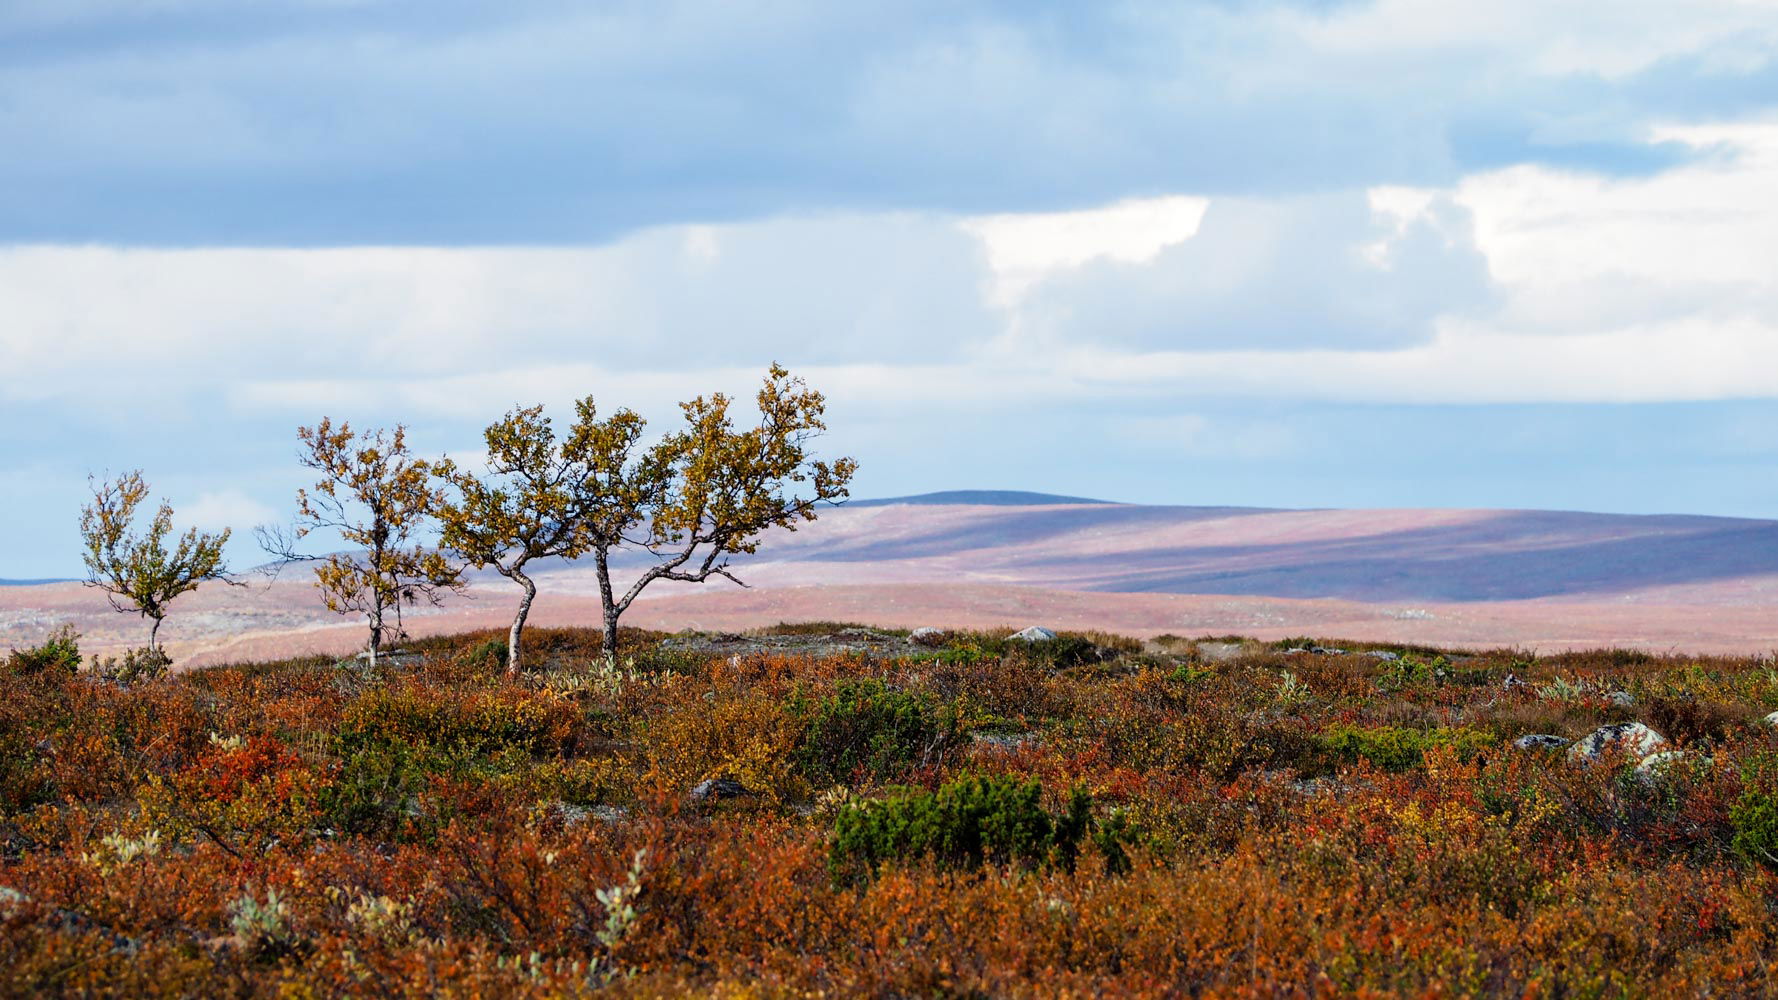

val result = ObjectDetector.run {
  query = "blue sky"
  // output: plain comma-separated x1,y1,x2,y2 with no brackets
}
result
4,0,1778,577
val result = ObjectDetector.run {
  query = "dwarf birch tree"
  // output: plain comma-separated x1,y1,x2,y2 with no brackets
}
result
434,405,586,675
262,420,462,667
572,364,856,662
80,471,234,652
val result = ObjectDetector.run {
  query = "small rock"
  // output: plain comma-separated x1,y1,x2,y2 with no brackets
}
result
0,886,27,919
1634,750,1710,785
1008,626,1058,642
1282,648,1309,655
1514,734,1570,750
1608,691,1635,708
1568,722,1666,762
908,627,950,647
689,776,753,802
1362,650,1400,661
1309,646,1348,656
1502,674,1528,691
970,731,1039,751
548,801,627,827
1763,710,1778,727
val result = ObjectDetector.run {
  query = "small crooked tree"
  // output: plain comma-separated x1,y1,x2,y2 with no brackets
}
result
572,364,856,663
79,471,235,652
261,420,462,667
434,405,588,675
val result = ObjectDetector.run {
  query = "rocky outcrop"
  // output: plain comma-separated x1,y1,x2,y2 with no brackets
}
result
1568,722,1666,762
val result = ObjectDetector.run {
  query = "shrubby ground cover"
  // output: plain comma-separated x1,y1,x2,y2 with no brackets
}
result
4,624,1778,995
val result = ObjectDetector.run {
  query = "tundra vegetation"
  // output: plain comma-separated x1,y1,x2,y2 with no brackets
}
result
4,624,1778,995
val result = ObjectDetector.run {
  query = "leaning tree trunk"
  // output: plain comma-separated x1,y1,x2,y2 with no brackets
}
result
507,570,536,676
148,615,163,652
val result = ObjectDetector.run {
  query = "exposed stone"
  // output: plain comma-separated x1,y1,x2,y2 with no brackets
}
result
970,731,1040,752
1763,710,1778,728
908,627,950,647
1513,734,1570,750
1362,650,1400,661
549,801,629,827
1008,626,1058,642
1309,646,1348,655
1568,722,1666,762
1608,690,1635,708
1634,750,1710,785
689,777,753,802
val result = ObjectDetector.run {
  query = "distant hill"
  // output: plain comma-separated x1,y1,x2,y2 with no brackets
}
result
850,490,1119,507
0,578,76,586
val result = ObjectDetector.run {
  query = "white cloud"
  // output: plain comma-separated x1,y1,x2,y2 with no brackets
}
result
5,118,1778,423
962,195,1208,306
177,489,277,533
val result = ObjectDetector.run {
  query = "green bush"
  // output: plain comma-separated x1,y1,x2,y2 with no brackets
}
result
321,744,436,841
6,624,81,677
465,638,508,668
89,645,172,685
1732,754,1778,867
791,679,961,786
829,774,1094,881
1319,725,1496,772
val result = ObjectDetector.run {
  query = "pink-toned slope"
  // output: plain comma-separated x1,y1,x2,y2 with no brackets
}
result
5,499,1777,664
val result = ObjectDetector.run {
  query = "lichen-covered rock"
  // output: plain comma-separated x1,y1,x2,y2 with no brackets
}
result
1008,626,1058,642
1764,710,1778,728
1568,722,1666,762
1514,734,1570,750
908,627,950,647
1608,690,1635,707
1634,750,1710,785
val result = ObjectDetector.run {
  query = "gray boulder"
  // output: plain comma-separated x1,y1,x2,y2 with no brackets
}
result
1764,710,1778,728
1362,650,1400,661
1008,626,1058,642
1568,722,1666,762
908,627,949,647
1514,734,1570,750
1634,750,1710,785
689,776,753,802
1608,690,1635,708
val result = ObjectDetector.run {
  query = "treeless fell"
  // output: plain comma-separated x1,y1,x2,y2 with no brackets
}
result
435,405,587,675
79,470,235,652
573,363,857,663
260,420,462,668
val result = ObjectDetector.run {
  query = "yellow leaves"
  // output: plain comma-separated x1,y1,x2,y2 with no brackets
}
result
78,470,231,642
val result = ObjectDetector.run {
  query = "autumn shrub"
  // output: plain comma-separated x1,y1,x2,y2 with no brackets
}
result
829,774,1094,881
791,678,962,786
1318,724,1496,772
638,688,804,801
5,624,81,677
139,733,333,851
336,684,568,773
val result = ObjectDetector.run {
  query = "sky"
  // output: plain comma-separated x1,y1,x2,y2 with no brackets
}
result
4,0,1778,578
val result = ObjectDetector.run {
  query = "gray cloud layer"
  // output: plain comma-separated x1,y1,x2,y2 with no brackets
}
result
3,0,1771,243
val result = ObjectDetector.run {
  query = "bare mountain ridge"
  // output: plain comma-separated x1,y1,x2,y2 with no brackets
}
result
543,494,1778,605
8,493,1778,663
